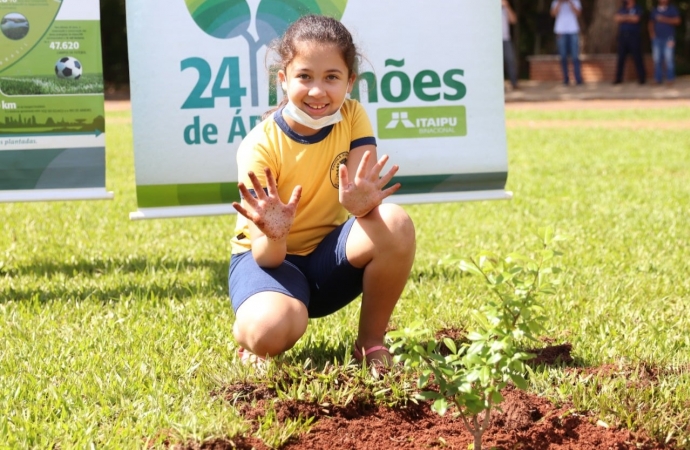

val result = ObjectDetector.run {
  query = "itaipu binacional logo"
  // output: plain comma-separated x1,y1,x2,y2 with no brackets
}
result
377,106,467,139
184,0,348,107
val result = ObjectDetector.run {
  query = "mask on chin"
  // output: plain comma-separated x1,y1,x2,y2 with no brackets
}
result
280,81,350,130
282,101,344,130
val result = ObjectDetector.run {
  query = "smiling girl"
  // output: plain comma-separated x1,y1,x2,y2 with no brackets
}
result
228,15,416,366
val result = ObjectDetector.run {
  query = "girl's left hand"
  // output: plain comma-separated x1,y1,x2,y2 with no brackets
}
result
339,151,401,217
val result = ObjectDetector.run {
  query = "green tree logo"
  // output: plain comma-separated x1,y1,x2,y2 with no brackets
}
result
184,0,348,106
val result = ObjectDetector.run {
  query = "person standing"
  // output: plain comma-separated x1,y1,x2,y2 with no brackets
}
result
550,0,584,86
502,0,519,89
649,0,681,84
613,0,646,85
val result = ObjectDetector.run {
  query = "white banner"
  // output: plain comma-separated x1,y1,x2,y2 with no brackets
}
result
126,0,509,219
0,0,112,203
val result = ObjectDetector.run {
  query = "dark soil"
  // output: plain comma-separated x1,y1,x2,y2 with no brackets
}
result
527,342,574,366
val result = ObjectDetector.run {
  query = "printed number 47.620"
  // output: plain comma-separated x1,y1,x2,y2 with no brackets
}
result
50,42,80,50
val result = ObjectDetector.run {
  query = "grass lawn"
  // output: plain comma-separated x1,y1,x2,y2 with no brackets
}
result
0,75,104,95
1,103,689,448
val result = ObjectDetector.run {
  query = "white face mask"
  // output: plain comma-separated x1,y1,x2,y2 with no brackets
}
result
281,82,350,130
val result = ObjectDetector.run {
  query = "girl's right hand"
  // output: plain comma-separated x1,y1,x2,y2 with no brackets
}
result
232,167,302,241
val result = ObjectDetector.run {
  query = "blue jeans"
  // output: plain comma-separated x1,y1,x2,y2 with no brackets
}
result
652,37,675,83
557,33,583,85
503,40,518,88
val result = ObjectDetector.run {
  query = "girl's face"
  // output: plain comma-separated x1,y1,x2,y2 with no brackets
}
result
279,42,355,133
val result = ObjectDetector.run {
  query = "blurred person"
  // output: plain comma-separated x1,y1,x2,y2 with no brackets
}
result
613,0,646,85
502,0,519,89
550,0,583,86
649,0,681,84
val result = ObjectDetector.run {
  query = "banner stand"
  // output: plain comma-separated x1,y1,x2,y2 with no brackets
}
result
128,190,512,221
129,204,236,221
126,1,511,220
0,188,113,203
0,0,110,204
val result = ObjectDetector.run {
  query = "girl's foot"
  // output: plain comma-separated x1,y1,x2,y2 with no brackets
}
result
353,342,393,365
237,347,269,370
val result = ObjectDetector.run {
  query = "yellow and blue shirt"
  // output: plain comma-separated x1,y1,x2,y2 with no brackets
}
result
231,99,376,256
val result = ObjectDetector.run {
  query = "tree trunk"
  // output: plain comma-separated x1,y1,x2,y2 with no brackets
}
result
585,0,619,53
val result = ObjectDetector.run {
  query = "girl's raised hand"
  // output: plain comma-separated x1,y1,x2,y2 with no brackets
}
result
339,151,400,217
232,167,302,241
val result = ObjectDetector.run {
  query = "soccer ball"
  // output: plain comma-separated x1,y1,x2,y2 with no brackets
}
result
55,56,82,80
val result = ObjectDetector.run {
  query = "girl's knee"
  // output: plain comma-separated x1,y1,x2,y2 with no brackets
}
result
233,295,308,356
347,204,416,268
376,203,415,244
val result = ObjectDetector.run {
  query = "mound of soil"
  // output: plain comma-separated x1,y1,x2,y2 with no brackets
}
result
175,386,664,450
277,388,662,450
172,340,668,449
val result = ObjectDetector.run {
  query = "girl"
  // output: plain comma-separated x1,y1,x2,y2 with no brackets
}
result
229,14,416,365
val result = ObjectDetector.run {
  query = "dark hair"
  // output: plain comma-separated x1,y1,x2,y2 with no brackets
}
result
263,15,360,119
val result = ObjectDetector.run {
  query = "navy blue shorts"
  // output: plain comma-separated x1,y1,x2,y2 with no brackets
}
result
228,217,364,318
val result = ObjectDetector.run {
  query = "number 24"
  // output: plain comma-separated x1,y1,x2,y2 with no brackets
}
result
181,57,247,109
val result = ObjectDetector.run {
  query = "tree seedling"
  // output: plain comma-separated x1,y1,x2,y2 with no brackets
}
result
389,228,563,450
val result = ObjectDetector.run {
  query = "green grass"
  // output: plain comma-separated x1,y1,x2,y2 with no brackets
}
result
0,75,104,95
1,106,690,448
504,105,690,121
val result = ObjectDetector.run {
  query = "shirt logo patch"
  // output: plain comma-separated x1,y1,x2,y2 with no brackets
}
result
330,152,348,188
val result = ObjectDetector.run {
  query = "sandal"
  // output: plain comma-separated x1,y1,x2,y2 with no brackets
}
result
353,342,392,365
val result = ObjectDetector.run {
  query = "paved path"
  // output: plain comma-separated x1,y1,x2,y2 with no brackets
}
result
504,75,690,103
105,76,690,111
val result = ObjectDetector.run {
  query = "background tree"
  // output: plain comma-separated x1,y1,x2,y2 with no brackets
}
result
585,0,620,53
98,0,689,86
99,0,128,87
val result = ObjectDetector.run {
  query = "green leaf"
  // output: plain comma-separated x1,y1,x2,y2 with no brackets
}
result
419,372,430,388
443,338,457,355
541,249,555,260
487,353,504,365
388,341,404,353
432,398,449,416
490,390,504,405
480,366,492,385
490,340,506,352
506,252,528,262
539,226,554,245
417,391,443,401
459,260,483,276
466,369,481,382
467,331,485,342
509,373,529,390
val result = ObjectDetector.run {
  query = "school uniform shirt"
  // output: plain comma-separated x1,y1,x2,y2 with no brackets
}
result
231,98,376,256
651,5,680,40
